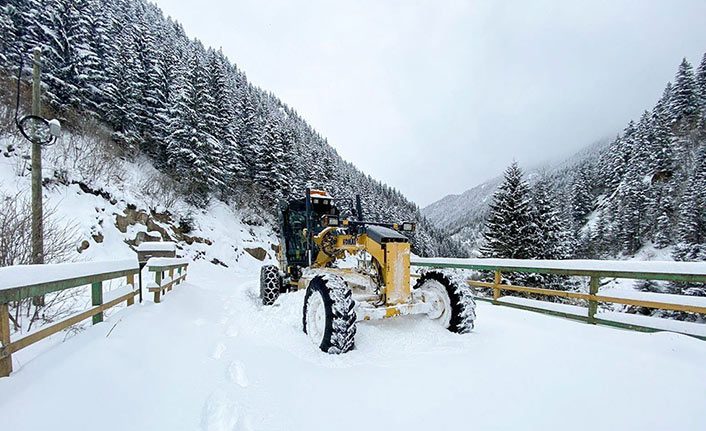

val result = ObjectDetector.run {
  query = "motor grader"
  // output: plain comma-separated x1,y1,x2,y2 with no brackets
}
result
260,188,476,354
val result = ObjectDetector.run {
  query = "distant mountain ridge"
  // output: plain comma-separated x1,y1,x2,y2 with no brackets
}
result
422,139,609,237
424,52,706,264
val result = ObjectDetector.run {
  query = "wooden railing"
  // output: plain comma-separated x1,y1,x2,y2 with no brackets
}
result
411,258,706,340
145,258,189,303
0,259,142,377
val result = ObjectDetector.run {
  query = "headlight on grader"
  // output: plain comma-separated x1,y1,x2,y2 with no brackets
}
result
402,222,415,232
323,215,339,227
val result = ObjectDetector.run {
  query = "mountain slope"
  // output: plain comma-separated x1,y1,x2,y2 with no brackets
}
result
0,0,455,256
422,139,609,252
425,52,706,264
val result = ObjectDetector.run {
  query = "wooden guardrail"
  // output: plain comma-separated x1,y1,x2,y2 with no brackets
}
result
411,258,706,339
0,259,141,377
145,258,189,303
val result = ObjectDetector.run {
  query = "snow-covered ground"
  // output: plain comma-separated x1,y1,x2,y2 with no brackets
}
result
1,259,705,430
2,132,706,429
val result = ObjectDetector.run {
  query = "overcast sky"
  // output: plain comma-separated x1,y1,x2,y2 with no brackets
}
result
152,0,706,206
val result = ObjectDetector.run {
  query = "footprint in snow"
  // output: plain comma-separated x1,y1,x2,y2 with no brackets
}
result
228,361,249,388
212,342,226,359
201,390,240,431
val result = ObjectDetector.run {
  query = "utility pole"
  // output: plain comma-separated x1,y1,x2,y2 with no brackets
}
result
31,48,44,306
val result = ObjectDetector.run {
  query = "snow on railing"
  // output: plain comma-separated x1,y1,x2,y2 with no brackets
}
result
145,258,189,303
0,259,142,377
136,242,177,252
411,257,706,340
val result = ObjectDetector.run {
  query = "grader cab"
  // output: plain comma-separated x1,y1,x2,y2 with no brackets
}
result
260,188,476,354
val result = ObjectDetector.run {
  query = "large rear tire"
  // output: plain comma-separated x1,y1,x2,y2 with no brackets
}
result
414,270,476,333
303,274,356,354
260,265,281,306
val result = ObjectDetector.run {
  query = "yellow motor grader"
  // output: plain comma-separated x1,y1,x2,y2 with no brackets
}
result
260,188,476,353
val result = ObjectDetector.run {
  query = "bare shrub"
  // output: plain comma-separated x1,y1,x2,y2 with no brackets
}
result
0,190,80,332
44,118,126,186
138,170,183,211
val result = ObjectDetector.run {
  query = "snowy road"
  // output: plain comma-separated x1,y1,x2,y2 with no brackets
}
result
1,261,705,430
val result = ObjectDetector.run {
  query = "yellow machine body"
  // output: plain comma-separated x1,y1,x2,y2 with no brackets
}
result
298,228,412,308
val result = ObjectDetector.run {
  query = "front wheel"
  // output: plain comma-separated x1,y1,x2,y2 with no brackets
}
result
260,265,282,306
302,274,356,354
414,271,476,333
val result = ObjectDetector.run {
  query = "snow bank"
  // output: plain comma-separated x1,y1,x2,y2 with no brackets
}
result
0,259,138,291
412,257,706,276
102,284,137,303
597,311,706,337
497,296,588,316
136,241,177,252
599,289,706,308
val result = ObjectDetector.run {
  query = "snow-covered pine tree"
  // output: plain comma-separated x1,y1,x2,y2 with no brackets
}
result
647,102,676,248
531,177,570,260
0,0,39,67
570,166,593,230
669,58,700,135
671,148,706,297
673,149,706,262
695,53,706,115
606,121,636,191
165,49,213,202
102,6,141,149
481,162,534,265
528,177,573,291
34,0,96,111
80,0,111,115
614,162,649,255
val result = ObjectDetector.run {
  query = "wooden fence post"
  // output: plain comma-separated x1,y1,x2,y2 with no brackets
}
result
493,270,502,302
588,276,599,324
0,303,12,376
126,273,135,306
177,267,182,285
154,271,162,303
91,281,103,324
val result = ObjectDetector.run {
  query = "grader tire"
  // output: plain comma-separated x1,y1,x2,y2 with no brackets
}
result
260,265,281,306
303,274,357,354
414,270,476,333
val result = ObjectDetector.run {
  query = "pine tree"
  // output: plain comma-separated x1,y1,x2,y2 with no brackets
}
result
607,121,636,190
81,0,111,115
673,149,706,261
669,58,700,134
531,177,569,260
34,0,96,111
647,103,674,179
695,53,706,112
615,164,649,254
570,166,593,228
481,162,534,261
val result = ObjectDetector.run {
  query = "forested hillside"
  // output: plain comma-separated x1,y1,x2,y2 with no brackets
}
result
428,52,706,270
0,0,461,257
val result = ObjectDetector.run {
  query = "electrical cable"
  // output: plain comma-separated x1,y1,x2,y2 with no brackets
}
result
14,49,23,129
13,50,57,147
